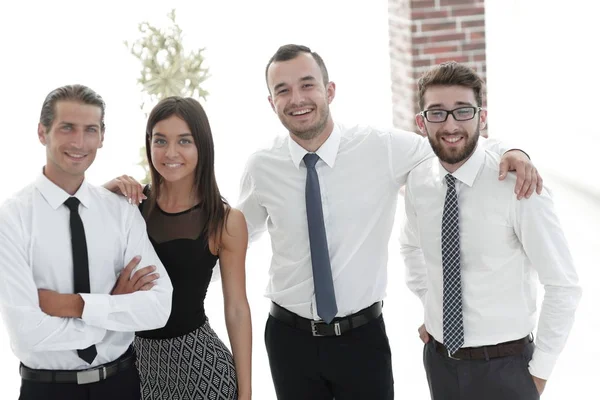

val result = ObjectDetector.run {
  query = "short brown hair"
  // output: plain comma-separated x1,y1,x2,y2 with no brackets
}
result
39,84,106,131
265,44,329,92
417,62,485,110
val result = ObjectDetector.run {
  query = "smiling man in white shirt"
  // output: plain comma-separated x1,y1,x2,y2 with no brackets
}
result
238,44,545,400
400,62,581,399
0,84,173,400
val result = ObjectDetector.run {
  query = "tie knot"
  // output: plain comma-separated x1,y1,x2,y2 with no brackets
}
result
445,174,456,187
303,153,320,169
64,197,80,211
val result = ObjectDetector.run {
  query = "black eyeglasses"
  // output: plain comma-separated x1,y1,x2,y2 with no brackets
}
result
420,106,482,123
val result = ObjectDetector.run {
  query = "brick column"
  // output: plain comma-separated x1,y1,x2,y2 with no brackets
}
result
388,0,486,132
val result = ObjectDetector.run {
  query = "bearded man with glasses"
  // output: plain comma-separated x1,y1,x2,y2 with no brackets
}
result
400,61,581,400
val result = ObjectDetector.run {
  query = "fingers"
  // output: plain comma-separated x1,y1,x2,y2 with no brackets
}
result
130,265,157,285
498,159,508,181
119,256,141,281
535,169,543,195
516,162,534,200
499,157,543,200
523,168,537,199
115,180,130,200
126,175,145,205
138,282,156,291
512,161,526,199
115,175,145,205
418,324,430,344
133,273,159,291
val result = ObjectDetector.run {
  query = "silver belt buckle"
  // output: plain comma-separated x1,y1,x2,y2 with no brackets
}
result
311,320,324,337
76,366,106,385
311,320,342,337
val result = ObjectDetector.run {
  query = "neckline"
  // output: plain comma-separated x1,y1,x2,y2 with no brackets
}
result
156,203,201,216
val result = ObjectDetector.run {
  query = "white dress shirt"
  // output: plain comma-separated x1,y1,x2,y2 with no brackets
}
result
238,123,510,320
400,143,581,380
0,173,173,370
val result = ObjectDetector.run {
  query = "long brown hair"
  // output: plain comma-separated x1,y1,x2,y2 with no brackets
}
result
145,96,230,243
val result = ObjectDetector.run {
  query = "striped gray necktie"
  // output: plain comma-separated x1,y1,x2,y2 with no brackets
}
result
442,174,464,354
304,153,338,323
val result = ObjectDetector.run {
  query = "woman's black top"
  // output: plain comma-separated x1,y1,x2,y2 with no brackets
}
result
136,198,218,339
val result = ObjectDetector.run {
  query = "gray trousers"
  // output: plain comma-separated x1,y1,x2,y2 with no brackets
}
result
423,340,540,400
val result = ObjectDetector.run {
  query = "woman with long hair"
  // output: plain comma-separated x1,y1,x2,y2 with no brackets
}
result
105,97,252,400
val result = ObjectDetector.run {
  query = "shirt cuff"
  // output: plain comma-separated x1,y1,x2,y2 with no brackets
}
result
80,294,110,328
528,347,559,380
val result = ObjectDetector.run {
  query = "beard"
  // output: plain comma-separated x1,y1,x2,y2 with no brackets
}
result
279,102,330,141
427,121,480,165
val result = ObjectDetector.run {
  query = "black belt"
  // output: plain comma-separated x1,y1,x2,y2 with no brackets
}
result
434,335,532,360
270,301,382,337
20,348,135,385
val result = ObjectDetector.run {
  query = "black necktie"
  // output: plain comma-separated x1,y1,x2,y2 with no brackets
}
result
64,197,97,364
304,153,338,323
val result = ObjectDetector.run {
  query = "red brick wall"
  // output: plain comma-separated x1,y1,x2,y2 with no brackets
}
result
388,0,486,132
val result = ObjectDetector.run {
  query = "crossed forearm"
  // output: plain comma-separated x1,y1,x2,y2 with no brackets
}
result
38,290,84,318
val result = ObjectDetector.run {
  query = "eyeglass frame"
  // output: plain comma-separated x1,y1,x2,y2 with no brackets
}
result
419,106,483,123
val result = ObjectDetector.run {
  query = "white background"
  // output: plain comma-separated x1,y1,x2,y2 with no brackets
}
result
0,1,597,398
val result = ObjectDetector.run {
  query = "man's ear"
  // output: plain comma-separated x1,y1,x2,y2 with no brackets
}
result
415,114,427,136
99,130,105,148
38,123,47,145
326,81,336,104
268,95,276,113
479,108,488,131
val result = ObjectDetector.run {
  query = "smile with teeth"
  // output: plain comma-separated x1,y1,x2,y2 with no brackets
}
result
66,152,86,159
164,163,183,168
290,108,312,116
442,136,463,143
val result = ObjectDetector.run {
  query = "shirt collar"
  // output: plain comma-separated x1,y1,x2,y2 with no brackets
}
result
34,170,92,210
288,124,341,169
438,142,486,187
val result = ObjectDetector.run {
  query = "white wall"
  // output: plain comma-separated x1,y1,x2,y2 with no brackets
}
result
486,0,599,196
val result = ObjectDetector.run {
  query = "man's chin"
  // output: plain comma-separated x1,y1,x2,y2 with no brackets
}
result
288,123,324,140
291,130,317,141
436,148,468,165
62,161,93,175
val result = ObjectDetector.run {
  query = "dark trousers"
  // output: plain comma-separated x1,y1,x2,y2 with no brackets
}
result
19,364,140,400
265,313,394,400
423,340,540,400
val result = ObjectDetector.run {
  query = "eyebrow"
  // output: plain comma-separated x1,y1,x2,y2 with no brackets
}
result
152,132,193,137
58,121,101,129
272,75,317,93
426,101,474,109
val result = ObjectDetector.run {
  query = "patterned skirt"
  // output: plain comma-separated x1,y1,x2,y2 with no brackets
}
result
134,321,238,400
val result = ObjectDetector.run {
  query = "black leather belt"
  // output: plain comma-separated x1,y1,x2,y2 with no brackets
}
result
270,301,382,337
434,335,532,360
20,348,135,385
